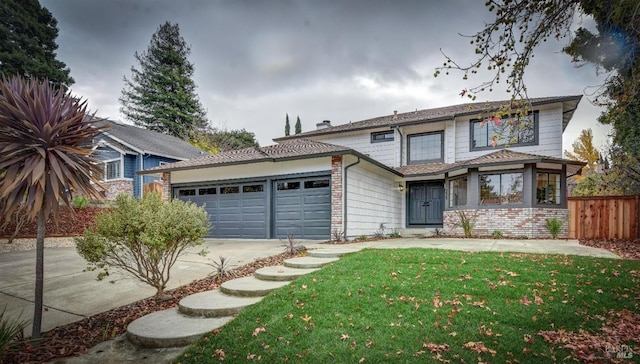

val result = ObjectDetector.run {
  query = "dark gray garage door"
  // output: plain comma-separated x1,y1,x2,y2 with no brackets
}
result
274,176,331,240
175,182,267,238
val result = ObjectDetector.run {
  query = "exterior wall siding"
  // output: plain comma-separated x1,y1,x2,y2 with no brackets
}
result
454,104,564,162
315,130,396,167
443,207,569,238
345,161,402,237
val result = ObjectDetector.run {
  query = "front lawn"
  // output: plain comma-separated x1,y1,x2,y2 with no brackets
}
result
177,249,640,363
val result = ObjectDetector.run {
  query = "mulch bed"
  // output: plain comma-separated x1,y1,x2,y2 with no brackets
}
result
0,206,104,238
579,238,640,260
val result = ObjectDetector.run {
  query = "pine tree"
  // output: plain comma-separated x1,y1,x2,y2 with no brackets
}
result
0,0,73,88
295,116,302,134
284,113,290,136
119,21,207,139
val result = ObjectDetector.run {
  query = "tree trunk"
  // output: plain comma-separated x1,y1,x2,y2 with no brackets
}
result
32,209,45,339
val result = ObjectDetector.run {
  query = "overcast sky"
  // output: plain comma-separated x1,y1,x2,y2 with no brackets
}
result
41,0,612,150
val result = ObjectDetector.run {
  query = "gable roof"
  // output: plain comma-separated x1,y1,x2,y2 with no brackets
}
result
274,95,582,141
140,138,400,176
97,120,206,160
397,149,586,177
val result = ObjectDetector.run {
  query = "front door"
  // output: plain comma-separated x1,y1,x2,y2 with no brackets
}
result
408,182,444,226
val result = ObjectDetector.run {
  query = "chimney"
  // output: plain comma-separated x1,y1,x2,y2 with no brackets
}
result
316,120,331,130
393,110,398,121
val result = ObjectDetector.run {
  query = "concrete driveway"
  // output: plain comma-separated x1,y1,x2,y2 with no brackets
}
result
0,239,290,336
0,237,618,337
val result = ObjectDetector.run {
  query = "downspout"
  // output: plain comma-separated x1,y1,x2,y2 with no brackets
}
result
343,157,361,238
140,154,145,197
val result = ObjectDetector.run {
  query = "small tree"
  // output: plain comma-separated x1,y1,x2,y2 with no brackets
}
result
76,194,210,300
0,75,105,338
295,116,302,134
284,113,290,136
564,129,600,182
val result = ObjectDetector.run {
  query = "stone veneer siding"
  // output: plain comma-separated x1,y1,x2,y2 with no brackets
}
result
331,155,343,236
102,178,134,200
161,172,171,201
443,207,569,239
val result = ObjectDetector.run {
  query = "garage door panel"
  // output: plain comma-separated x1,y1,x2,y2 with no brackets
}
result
176,182,266,239
274,177,330,240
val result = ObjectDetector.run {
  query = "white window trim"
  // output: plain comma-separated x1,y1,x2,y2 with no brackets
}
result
102,156,124,181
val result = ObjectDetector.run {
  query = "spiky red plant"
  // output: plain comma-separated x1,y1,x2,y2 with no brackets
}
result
0,75,106,338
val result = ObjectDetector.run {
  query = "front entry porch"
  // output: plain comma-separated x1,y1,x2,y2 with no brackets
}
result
406,181,445,227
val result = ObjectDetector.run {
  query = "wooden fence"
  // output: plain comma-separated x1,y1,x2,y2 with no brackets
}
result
567,195,640,239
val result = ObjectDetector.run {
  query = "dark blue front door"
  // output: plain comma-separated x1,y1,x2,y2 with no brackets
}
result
408,182,444,226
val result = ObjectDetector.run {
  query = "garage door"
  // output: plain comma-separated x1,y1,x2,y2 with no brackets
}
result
274,176,331,240
175,182,267,239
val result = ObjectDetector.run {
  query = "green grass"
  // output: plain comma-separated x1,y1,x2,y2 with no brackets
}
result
176,249,640,363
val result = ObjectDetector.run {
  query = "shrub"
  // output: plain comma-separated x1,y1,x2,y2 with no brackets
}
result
71,196,90,209
75,193,210,299
453,209,478,237
545,217,564,239
0,307,28,359
282,233,305,255
209,256,237,283
491,230,503,238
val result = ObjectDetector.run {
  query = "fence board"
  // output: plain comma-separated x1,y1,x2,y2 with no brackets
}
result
568,195,640,239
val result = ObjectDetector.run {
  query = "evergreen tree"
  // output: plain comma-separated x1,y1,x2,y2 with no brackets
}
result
295,116,302,134
284,113,290,136
119,21,207,139
0,0,73,88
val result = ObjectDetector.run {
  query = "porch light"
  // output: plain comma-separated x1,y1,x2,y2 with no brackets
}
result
398,183,404,191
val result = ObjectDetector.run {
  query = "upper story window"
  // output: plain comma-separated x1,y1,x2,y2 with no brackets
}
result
103,159,122,180
480,172,524,205
470,111,538,150
536,172,561,205
407,131,443,164
371,130,394,143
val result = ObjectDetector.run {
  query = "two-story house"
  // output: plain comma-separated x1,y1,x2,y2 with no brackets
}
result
94,120,206,200
142,96,584,240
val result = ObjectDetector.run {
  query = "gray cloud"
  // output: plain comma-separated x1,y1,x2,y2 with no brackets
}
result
41,0,611,148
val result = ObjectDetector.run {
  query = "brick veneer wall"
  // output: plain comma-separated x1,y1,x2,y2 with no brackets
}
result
102,178,134,200
443,207,569,238
331,155,343,236
161,172,171,201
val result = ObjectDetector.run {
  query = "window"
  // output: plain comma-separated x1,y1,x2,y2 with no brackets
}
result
277,181,300,190
304,179,330,189
449,177,467,208
480,172,524,205
178,189,196,196
198,187,217,195
104,160,121,180
471,112,537,150
371,130,394,143
407,132,443,164
536,172,561,205
243,184,264,193
220,186,240,194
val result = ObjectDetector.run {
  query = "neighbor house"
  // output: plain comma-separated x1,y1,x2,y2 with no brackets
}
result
93,120,205,200
141,96,584,240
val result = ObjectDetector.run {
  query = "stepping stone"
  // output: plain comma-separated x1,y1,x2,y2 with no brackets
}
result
284,256,339,269
220,276,290,297
254,265,318,281
126,308,232,348
179,290,263,317
307,248,362,258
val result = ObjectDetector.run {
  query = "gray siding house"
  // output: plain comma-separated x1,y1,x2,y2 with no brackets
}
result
142,96,584,240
